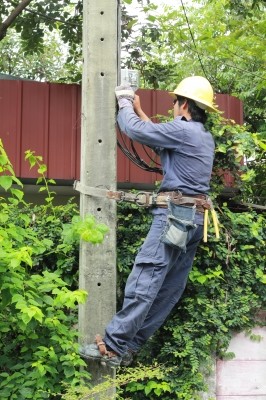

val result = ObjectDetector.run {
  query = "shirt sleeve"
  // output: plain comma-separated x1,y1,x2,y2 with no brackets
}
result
117,107,185,149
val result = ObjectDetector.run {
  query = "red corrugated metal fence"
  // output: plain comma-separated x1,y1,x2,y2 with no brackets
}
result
0,80,243,186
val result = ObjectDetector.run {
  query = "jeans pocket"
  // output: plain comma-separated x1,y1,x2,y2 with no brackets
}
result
137,216,166,258
160,202,197,252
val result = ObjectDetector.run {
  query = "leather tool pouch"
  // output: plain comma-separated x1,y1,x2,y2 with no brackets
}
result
160,201,197,252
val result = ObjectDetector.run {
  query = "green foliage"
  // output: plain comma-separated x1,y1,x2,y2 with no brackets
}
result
205,112,266,204
114,202,265,399
25,149,56,206
62,215,109,245
0,29,75,82
62,364,169,400
0,142,110,399
126,379,171,397
0,1,82,58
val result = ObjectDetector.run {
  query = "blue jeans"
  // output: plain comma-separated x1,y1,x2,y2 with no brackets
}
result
104,208,203,355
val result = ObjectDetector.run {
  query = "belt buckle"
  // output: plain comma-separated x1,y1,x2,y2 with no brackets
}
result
135,191,150,207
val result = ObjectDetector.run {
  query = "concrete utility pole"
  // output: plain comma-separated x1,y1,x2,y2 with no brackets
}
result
78,0,120,393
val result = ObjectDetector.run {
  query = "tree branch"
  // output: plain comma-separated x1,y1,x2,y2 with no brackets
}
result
0,0,33,41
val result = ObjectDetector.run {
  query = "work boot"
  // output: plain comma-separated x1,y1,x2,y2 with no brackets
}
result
79,341,134,367
80,343,122,367
79,335,122,368
120,350,134,366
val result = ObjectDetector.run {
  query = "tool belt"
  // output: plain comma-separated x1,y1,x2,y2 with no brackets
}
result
155,191,212,213
74,182,219,242
74,182,211,212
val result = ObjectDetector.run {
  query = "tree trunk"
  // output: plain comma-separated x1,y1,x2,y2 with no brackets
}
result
0,0,33,40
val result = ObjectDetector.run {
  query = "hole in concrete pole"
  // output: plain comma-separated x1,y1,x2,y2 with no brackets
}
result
97,208,102,212
97,282,101,287
98,139,102,144
100,11,104,15
100,72,105,76
100,38,104,41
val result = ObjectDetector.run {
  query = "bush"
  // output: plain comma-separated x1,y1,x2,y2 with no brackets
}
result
0,142,109,399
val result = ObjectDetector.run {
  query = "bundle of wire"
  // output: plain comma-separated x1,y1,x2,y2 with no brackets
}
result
117,123,163,174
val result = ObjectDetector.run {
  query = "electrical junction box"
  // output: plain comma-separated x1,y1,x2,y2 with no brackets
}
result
120,69,140,91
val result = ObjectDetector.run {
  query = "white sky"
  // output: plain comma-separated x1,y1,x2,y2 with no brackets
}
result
127,0,192,10
125,0,194,21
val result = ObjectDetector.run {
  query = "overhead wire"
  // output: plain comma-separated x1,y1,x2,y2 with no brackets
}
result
178,1,266,82
179,0,208,79
179,41,265,81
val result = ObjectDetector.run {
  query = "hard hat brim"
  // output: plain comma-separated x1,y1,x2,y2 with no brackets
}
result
169,91,219,113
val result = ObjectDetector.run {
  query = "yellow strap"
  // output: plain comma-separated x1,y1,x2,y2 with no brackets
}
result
203,209,208,242
211,209,220,239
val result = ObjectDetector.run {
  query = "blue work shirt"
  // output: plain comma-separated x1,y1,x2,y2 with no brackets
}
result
117,105,215,195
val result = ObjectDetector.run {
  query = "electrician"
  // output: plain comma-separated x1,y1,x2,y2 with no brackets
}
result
80,76,219,367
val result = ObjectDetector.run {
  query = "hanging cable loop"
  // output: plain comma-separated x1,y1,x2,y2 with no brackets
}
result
117,123,163,174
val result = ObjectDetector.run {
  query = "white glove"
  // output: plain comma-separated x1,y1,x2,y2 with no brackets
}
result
115,84,134,109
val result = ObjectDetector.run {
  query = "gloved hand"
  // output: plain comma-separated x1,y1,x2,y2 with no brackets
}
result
115,84,134,109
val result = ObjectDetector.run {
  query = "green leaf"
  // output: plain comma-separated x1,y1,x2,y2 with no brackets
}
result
63,365,75,378
19,213,31,226
12,294,25,304
0,154,8,165
0,175,13,191
12,176,23,187
257,140,266,150
144,380,158,395
0,212,8,224
10,188,24,201
37,164,47,174
18,388,33,398
25,153,36,168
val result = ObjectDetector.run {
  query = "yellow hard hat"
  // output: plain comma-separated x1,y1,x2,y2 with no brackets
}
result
170,76,218,113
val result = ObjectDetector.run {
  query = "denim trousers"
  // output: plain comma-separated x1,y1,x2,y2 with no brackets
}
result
104,208,203,356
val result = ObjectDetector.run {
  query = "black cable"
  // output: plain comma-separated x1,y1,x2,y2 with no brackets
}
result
130,140,161,172
180,41,265,81
117,138,162,173
142,145,161,166
130,140,159,171
117,123,162,174
180,0,208,79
